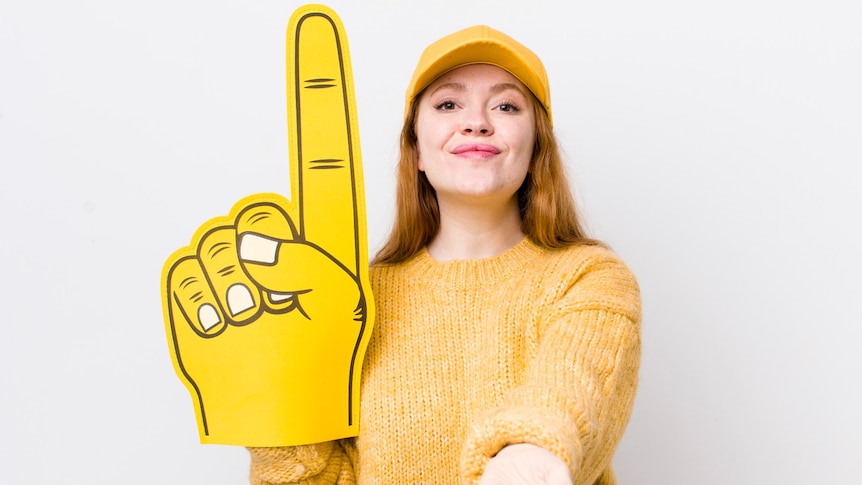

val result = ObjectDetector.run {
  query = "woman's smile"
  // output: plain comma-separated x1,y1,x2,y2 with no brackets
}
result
451,143,502,160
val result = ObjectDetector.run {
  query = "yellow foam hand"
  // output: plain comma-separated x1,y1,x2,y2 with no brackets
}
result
161,4,374,447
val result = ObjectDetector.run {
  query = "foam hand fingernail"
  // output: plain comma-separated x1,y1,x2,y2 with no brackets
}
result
227,283,255,316
270,292,293,302
198,304,221,331
239,233,279,264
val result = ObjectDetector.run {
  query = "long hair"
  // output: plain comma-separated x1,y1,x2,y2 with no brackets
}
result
372,92,601,266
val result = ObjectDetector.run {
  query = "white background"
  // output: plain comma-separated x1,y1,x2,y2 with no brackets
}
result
2,0,860,483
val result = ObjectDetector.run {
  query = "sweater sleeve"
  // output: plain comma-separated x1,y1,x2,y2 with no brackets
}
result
247,439,356,485
459,249,642,484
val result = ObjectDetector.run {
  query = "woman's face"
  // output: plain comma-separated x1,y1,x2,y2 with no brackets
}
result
415,64,536,209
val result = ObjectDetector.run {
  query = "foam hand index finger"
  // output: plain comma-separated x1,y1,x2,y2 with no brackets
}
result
287,5,365,275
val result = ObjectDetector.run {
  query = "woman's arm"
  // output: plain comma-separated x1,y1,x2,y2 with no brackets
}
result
461,250,642,484
248,439,356,485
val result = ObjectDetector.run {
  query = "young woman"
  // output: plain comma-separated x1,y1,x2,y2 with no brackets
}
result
249,25,641,485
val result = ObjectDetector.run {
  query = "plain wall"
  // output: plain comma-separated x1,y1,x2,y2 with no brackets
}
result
1,0,860,483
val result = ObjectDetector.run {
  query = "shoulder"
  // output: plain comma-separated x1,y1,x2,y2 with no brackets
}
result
535,243,635,282
537,243,641,323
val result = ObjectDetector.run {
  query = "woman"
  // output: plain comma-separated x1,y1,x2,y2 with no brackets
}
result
249,25,641,485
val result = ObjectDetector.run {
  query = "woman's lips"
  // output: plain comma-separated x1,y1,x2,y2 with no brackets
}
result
451,144,501,159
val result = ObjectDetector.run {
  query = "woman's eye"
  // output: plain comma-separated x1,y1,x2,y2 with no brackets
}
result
498,103,519,112
435,100,457,111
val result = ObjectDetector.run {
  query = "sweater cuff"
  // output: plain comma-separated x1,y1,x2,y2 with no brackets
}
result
459,406,583,484
247,441,334,485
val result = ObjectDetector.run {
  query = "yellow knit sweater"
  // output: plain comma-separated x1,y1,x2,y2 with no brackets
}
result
249,239,641,485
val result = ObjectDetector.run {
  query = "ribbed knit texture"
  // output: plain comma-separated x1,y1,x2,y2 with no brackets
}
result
248,239,641,485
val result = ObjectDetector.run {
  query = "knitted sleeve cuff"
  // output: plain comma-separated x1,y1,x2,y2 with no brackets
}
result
459,405,583,484
247,441,335,485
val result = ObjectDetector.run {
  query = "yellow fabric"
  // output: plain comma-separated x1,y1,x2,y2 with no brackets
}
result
404,25,553,124
249,239,641,484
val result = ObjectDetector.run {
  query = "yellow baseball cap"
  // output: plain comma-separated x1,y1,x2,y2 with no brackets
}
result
405,25,552,124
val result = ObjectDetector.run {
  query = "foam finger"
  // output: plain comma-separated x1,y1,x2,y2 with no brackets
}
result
166,255,227,336
235,198,300,312
197,226,263,325
234,197,298,242
288,6,364,275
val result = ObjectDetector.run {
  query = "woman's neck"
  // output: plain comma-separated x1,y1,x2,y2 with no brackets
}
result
427,197,525,262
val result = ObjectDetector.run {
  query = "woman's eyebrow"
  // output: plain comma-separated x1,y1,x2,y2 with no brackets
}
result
490,82,526,96
428,81,526,97
428,82,466,96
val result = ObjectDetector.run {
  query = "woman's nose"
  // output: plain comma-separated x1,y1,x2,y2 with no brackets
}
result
461,109,492,135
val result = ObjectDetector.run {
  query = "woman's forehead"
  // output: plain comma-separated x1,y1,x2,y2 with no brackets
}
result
425,64,529,95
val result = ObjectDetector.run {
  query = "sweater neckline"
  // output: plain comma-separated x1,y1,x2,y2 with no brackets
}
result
406,238,542,289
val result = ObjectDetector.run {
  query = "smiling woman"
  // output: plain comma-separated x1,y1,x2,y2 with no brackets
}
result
248,24,641,485
415,64,537,260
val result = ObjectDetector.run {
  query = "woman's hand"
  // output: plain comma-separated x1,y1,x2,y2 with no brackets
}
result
478,443,573,485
